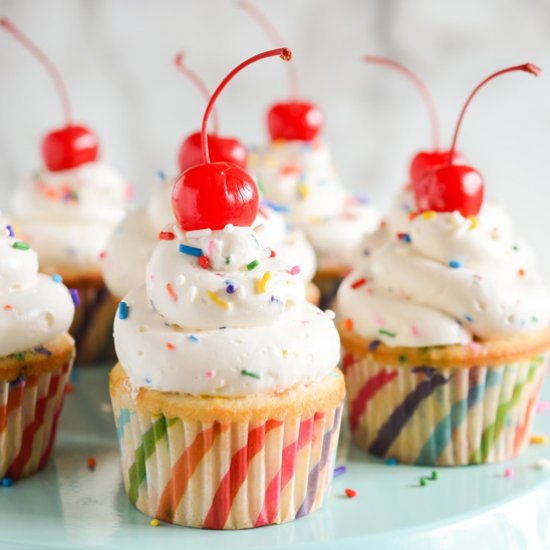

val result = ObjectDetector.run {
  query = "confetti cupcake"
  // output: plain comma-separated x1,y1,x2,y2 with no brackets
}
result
109,48,344,529
2,19,129,363
0,224,75,481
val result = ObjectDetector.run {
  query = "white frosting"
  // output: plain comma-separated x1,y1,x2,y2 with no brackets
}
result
338,211,550,347
12,162,129,272
102,176,317,298
249,140,381,268
115,223,340,396
0,226,75,356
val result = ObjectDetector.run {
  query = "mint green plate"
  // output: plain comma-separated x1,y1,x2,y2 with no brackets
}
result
1,365,550,549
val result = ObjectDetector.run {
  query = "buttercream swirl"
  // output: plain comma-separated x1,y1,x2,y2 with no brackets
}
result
114,223,340,396
338,211,550,347
0,225,75,356
12,161,129,273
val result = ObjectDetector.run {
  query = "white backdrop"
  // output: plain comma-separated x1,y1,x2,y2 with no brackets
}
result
1,0,549,277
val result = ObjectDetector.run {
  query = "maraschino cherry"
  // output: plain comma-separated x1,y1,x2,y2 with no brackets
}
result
174,52,247,172
1,18,99,172
414,63,541,216
364,55,461,183
172,48,292,231
239,0,322,141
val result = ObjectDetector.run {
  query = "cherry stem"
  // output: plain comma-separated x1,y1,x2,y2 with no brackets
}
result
238,0,299,99
174,52,219,135
0,18,72,125
201,48,291,164
363,55,440,150
448,63,541,164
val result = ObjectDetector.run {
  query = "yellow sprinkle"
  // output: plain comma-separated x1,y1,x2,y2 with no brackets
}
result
207,290,230,310
284,299,295,311
150,519,160,527
282,349,288,358
530,434,547,445
256,271,271,294
421,211,437,220
468,215,478,230
297,183,310,198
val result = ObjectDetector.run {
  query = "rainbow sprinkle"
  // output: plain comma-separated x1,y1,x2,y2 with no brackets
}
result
256,272,271,293
188,335,199,343
51,274,63,283
351,278,367,290
397,233,411,243
468,215,478,230
198,256,210,269
166,343,175,350
246,259,260,271
379,329,396,338
421,211,437,220
448,260,463,269
241,369,260,379
179,244,203,257
207,291,230,310
70,288,80,307
119,301,129,320
368,340,381,351
11,241,30,251
5,225,14,237
166,283,177,302
158,231,175,240
226,283,237,294
289,265,301,276
1,477,14,487
345,488,357,498
333,465,347,478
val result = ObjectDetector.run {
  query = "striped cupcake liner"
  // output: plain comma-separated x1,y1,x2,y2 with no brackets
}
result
0,360,73,480
111,396,343,529
343,351,547,465
70,283,117,364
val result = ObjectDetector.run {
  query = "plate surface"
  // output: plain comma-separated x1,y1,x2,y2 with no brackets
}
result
1,365,550,550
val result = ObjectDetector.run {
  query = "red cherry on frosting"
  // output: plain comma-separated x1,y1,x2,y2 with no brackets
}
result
177,131,247,172
42,124,99,171
414,62,541,217
172,48,292,231
1,18,100,172
409,149,462,184
267,101,323,141
238,1,322,142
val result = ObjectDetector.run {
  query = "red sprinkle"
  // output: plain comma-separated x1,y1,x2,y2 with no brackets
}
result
518,269,525,277
345,318,354,332
158,231,175,241
351,278,367,290
198,255,210,269
166,343,175,350
166,283,177,302
3,305,13,310
345,488,357,498
65,383,74,394
88,456,96,470
269,250,276,258
98,250,106,260
409,211,418,221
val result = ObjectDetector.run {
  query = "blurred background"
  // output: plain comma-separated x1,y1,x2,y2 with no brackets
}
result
1,0,549,276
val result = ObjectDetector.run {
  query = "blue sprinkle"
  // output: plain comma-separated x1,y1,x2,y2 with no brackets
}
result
226,284,237,294
145,377,152,385
69,288,80,307
1,477,14,487
119,301,129,320
333,465,347,478
5,225,14,238
188,335,199,343
34,345,52,357
448,260,463,269
51,274,63,283
386,457,398,466
179,244,203,257
368,339,381,351
157,170,166,182
260,200,290,214
465,314,474,323
218,326,227,330
400,233,411,243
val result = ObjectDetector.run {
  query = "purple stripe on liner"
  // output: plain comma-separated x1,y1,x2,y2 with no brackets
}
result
295,405,342,519
369,373,451,457
33,345,52,357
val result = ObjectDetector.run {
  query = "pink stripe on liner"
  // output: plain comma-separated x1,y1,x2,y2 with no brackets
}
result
349,370,398,431
202,419,283,530
255,417,315,527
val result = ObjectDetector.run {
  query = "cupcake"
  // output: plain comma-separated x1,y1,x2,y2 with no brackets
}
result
2,19,129,363
0,223,75,481
101,53,320,305
242,4,380,306
338,62,549,466
109,48,344,528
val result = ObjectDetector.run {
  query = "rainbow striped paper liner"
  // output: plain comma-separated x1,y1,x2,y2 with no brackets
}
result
111,394,343,529
343,351,548,466
0,360,73,480
70,283,117,364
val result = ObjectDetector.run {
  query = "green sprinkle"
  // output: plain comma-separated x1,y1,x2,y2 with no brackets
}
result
532,316,539,323
532,356,545,364
512,244,519,251
224,256,231,265
246,260,260,271
241,369,260,379
11,241,30,251
431,471,439,480
257,179,264,195
398,355,407,364
420,477,428,487
15,352,25,361
379,329,397,338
